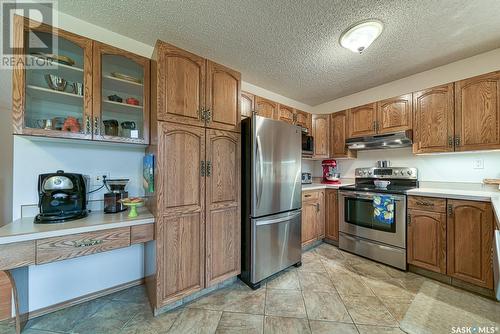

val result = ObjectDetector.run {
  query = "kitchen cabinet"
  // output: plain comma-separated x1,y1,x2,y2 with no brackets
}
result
241,91,254,118
301,190,324,247
296,110,312,133
12,16,152,145
454,71,500,151
0,272,11,321
376,94,412,134
92,42,150,144
278,104,295,124
413,84,454,154
206,61,241,131
324,189,339,242
312,114,330,158
254,96,278,119
155,122,206,305
154,41,206,128
205,129,241,286
12,16,93,140
347,103,377,138
407,197,447,274
330,111,356,158
147,121,241,308
447,199,494,289
154,41,241,132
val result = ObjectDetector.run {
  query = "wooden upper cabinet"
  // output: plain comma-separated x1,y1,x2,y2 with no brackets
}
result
205,129,241,286
92,42,150,144
347,103,377,138
12,16,93,140
447,200,494,289
325,189,338,241
413,84,454,154
376,94,412,134
241,91,254,118
295,110,311,131
206,61,241,132
254,96,278,119
155,41,206,127
407,209,446,274
313,114,329,158
278,104,295,124
330,111,356,158
455,71,500,151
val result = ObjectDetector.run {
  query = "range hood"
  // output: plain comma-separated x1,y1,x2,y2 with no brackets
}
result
346,130,413,151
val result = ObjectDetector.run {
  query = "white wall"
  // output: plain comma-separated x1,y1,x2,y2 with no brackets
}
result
308,148,500,183
313,48,500,113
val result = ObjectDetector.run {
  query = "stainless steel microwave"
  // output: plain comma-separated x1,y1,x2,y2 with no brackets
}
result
302,131,314,156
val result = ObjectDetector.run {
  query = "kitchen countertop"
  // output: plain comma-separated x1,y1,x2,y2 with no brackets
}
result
0,207,154,245
302,183,351,191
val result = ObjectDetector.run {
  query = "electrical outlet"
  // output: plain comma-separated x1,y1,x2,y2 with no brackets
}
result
93,172,110,185
472,159,484,169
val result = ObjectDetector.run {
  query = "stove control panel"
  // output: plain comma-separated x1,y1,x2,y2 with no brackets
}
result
355,167,417,179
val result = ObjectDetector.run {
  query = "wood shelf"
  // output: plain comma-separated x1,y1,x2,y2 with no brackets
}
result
26,85,83,106
102,74,143,96
102,99,143,114
27,55,84,72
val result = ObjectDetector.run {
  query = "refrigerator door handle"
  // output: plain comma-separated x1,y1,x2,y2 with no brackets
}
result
256,135,264,208
255,211,302,226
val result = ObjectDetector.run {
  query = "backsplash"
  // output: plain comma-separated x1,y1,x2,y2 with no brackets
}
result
304,148,500,183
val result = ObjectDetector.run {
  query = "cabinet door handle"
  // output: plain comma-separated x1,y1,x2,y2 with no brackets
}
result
454,136,461,147
200,161,206,177
93,116,100,136
372,121,376,131
448,136,453,147
316,203,320,212
85,115,91,134
205,108,212,124
407,213,411,225
447,204,453,216
197,108,205,121
206,161,212,177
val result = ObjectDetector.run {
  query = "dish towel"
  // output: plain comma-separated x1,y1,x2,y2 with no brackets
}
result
373,195,395,225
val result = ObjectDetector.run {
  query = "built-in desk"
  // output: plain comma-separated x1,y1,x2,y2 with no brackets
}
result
0,208,154,334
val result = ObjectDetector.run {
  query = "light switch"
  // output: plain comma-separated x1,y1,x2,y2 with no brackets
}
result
473,159,484,169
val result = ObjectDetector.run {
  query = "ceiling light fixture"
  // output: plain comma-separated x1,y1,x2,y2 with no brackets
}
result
340,19,384,54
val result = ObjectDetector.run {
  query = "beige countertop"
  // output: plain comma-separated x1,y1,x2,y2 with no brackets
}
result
302,182,352,191
0,207,154,245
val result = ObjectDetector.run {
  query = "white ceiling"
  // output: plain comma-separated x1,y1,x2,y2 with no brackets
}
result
58,0,500,106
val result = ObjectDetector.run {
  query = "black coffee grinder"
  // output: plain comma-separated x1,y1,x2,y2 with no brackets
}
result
104,179,129,213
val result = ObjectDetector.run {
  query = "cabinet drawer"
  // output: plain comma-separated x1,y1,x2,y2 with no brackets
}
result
302,191,320,202
0,241,35,270
36,228,131,265
408,196,446,213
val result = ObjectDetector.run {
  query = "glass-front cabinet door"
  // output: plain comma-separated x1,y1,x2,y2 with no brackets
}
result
93,42,150,144
13,16,93,139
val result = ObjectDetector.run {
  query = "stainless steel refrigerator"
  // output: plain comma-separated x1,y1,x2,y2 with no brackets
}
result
240,115,302,289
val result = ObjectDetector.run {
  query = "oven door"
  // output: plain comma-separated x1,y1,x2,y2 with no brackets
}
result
339,190,406,248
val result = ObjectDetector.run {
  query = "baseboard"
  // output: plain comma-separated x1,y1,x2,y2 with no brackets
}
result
28,278,144,320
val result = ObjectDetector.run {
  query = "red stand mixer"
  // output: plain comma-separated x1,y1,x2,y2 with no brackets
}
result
321,159,340,184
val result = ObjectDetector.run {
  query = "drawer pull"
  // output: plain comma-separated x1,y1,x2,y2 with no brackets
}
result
416,201,434,206
304,194,312,198
73,239,103,248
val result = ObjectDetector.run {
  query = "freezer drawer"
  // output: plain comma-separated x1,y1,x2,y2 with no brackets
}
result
251,210,302,283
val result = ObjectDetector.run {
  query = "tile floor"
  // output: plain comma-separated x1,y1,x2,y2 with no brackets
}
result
1,243,500,334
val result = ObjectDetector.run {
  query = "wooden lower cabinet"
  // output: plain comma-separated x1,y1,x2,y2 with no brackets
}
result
301,190,324,247
407,196,495,290
447,200,494,289
407,209,446,273
158,213,204,303
205,129,241,286
150,121,241,308
325,189,339,241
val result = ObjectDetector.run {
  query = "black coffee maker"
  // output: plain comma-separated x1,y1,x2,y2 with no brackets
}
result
35,170,89,224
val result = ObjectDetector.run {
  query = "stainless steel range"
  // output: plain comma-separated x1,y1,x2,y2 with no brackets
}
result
339,167,418,270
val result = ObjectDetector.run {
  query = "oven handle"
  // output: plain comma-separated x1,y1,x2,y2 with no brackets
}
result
339,191,404,201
